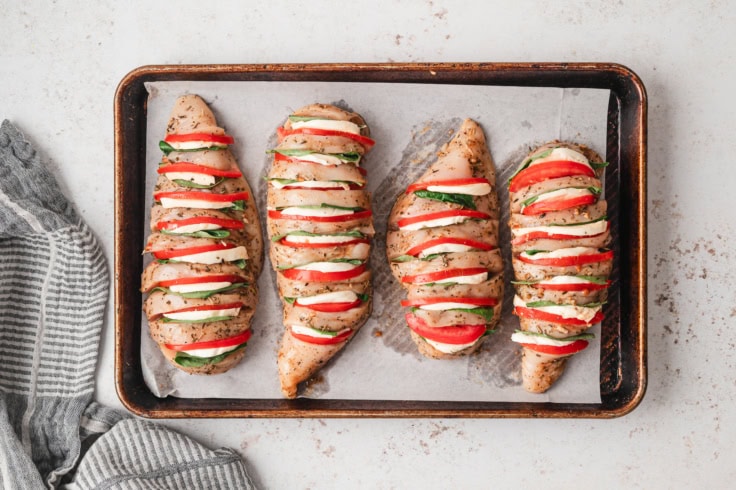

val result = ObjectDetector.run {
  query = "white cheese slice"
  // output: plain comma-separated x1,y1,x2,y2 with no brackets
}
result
163,306,241,322
426,182,491,196
400,214,471,231
293,261,360,273
527,147,591,169
291,153,351,166
418,302,485,311
414,271,487,285
170,246,248,265
526,187,594,205
510,332,580,347
297,290,359,305
538,276,596,286
520,246,599,261
164,172,217,186
276,206,356,218
174,345,240,358
512,220,608,239
271,180,351,190
425,338,479,354
417,242,474,257
291,119,362,135
167,140,226,150
513,295,600,322
168,281,232,294
284,234,360,245
291,325,351,339
165,223,222,234
159,197,234,210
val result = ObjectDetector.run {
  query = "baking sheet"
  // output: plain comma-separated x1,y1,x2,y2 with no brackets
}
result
140,80,610,403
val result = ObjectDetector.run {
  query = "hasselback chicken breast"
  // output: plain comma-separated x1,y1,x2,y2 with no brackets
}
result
140,94,262,375
387,119,503,359
508,141,612,393
266,103,375,398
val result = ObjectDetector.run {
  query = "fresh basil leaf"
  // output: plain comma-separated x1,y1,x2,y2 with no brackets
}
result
510,279,539,285
160,229,231,239
482,328,497,337
522,249,546,256
160,140,227,155
391,255,414,263
575,275,608,285
525,300,604,308
270,229,365,243
283,297,296,304
287,115,322,122
174,344,246,368
149,282,248,299
226,200,246,212
513,329,595,342
449,307,495,322
550,216,607,227
414,190,476,210
233,259,247,270
591,161,609,169
159,141,175,155
329,258,363,265
520,186,603,207
172,178,223,189
588,186,602,195
420,253,445,261
508,147,554,184
358,293,370,302
267,178,299,185
162,315,235,324
267,149,362,163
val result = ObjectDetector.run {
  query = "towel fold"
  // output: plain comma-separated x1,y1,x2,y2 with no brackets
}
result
0,120,255,489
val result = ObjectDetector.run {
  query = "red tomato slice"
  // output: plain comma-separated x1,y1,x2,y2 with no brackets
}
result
156,216,244,231
164,329,251,351
404,237,494,257
535,280,611,292
294,299,363,312
281,263,366,282
400,297,498,308
521,339,589,356
514,306,604,326
164,133,234,145
153,190,249,202
267,209,372,223
290,328,353,345
406,178,491,194
397,210,490,229
280,237,369,248
277,126,375,150
157,162,242,178
152,243,235,260
401,267,488,284
522,194,596,215
157,274,246,288
272,152,368,176
518,249,613,267
509,161,595,192
511,225,608,246
405,313,486,345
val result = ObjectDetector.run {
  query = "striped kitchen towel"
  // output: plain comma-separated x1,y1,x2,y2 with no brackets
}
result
0,120,255,489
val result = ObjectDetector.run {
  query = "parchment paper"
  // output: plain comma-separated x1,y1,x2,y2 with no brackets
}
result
140,80,610,403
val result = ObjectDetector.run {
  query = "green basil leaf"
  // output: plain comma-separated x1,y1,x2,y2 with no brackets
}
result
160,140,227,155
414,190,476,210
283,297,296,304
160,229,231,239
522,249,546,256
228,200,246,212
513,329,595,342
549,216,607,227
525,300,604,308
510,279,539,285
270,229,365,243
287,115,322,122
267,178,299,185
520,186,603,207
233,259,247,270
172,178,224,189
449,307,495,322
358,293,370,302
174,344,246,368
267,149,362,163
574,275,608,285
591,161,609,169
162,315,234,324
149,282,248,299
390,255,414,263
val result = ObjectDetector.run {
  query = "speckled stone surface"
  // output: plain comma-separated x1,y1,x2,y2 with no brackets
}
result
2,1,735,487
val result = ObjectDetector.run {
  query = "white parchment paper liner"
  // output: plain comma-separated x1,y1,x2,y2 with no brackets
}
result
140,80,610,404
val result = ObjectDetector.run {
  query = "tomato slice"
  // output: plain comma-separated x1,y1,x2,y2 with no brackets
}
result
277,126,375,150
404,237,494,257
164,329,251,351
514,306,604,326
401,267,488,285
290,328,353,345
406,178,491,194
294,299,363,312
267,209,372,223
518,249,613,267
153,190,249,202
273,152,368,175
157,274,245,288
400,297,498,308
280,237,369,248
152,243,235,260
156,216,244,231
405,313,486,345
281,263,366,282
158,162,242,178
535,280,611,292
509,161,595,192
521,340,589,356
511,225,608,246
164,133,234,145
397,210,490,229
522,194,596,215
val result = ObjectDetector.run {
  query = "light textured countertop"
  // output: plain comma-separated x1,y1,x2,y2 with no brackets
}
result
2,1,734,488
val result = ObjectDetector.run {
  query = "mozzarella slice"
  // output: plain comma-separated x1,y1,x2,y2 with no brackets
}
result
271,180,352,190
414,271,487,285
163,306,241,322
293,261,360,273
417,242,474,257
277,206,356,218
426,182,491,196
170,246,248,265
165,223,222,234
424,338,479,354
297,290,359,305
168,281,232,294
510,332,583,347
520,246,600,261
291,325,351,339
513,295,600,322
292,153,353,166
538,276,597,286
291,119,362,135
400,214,471,231
527,147,591,169
418,302,485,311
174,344,241,358
164,172,217,186
160,197,236,210
167,140,227,150
526,187,594,205
512,220,608,239
283,234,360,245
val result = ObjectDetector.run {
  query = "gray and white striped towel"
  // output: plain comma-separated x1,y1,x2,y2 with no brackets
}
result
0,120,255,489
